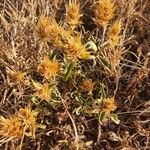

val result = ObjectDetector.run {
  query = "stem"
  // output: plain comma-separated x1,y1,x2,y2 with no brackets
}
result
97,124,102,143
64,62,76,81
57,89,79,150
102,25,107,43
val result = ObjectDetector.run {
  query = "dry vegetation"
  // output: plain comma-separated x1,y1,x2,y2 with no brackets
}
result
0,0,150,149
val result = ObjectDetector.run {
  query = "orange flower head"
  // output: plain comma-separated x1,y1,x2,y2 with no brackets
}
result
0,116,23,139
65,35,91,61
38,55,60,80
94,0,115,27
9,70,26,84
81,79,95,94
65,0,81,28
108,20,122,46
32,81,52,101
37,16,63,43
102,97,117,113
18,106,38,138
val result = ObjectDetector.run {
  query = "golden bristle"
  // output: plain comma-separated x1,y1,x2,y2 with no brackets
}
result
65,0,81,28
94,0,116,27
108,20,122,36
65,34,91,61
38,55,60,80
36,16,63,45
8,70,26,84
108,20,122,46
0,107,38,140
32,81,52,101
81,79,95,94
0,116,23,139
109,49,123,71
36,17,91,61
18,106,37,138
102,97,117,113
36,16,51,41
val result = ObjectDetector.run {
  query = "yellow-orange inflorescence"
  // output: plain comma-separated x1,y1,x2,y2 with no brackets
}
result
0,106,38,140
9,70,26,84
36,16,63,46
65,0,81,28
102,97,117,113
108,48,123,71
108,20,122,46
94,0,116,27
36,16,91,61
18,107,37,138
0,116,23,139
32,81,52,101
18,106,37,138
65,35,91,61
38,55,60,80
81,79,95,94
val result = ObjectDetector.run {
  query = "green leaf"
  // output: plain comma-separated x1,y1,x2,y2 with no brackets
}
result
85,141,93,146
100,57,112,70
74,106,82,115
31,80,42,90
50,53,57,59
64,62,75,81
48,83,56,88
31,96,39,104
98,111,106,124
85,41,98,52
110,114,120,124
81,51,91,59
36,124,46,129
100,84,106,100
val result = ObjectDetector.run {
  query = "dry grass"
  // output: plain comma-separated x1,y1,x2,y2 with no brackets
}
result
0,0,150,149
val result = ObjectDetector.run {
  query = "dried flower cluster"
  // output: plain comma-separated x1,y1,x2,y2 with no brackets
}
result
109,49,123,72
94,0,116,27
37,16,64,47
38,55,60,80
37,16,91,61
64,35,91,61
0,116,23,139
8,70,26,84
81,79,95,94
102,97,117,113
108,20,122,46
32,80,52,101
0,106,38,141
65,0,81,29
18,107,38,138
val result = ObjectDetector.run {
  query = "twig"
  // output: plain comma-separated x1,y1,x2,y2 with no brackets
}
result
97,123,102,144
56,89,79,150
102,25,107,43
